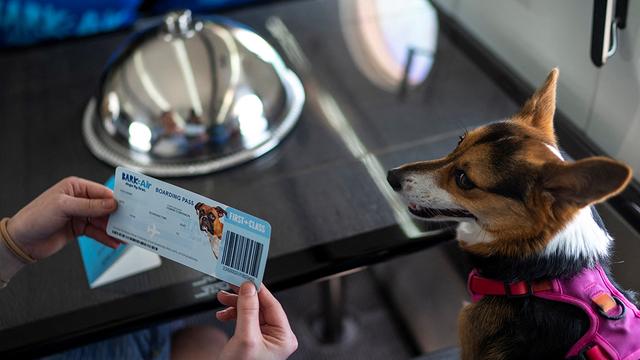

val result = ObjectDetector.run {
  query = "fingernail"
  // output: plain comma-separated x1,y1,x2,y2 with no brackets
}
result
217,308,230,316
240,282,256,296
102,199,116,209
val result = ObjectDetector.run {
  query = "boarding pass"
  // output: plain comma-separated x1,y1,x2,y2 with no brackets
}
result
107,167,270,288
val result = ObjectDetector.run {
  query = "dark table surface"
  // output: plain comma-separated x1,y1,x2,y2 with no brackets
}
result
0,0,518,355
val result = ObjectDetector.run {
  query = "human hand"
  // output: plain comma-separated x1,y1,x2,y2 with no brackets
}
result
216,282,298,360
6,177,121,261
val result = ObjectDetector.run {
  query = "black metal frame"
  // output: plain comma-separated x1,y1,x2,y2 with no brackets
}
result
591,0,629,66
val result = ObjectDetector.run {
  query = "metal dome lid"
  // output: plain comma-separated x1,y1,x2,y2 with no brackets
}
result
83,10,305,177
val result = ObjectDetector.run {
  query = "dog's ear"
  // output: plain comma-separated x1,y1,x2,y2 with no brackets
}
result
195,202,203,210
542,157,631,208
514,68,558,144
215,206,227,217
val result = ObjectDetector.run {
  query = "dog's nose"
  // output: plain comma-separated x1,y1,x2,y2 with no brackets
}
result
387,169,403,191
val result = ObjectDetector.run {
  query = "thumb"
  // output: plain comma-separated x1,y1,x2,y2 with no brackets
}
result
235,282,260,339
60,195,118,218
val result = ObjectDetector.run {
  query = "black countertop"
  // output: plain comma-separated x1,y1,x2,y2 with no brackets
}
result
0,0,519,355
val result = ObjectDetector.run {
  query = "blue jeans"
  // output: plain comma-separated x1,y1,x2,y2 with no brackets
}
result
43,320,185,360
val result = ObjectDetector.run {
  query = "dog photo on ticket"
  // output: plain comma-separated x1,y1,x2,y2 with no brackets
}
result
107,167,270,289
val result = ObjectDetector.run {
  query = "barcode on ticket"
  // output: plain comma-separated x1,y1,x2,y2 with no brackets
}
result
221,231,264,278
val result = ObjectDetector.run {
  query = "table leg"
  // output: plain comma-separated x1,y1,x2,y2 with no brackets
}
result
319,276,345,343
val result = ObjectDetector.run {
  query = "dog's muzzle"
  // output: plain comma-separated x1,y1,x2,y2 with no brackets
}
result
199,216,214,233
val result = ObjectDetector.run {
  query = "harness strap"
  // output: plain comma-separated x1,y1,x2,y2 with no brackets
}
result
468,271,553,298
582,345,609,360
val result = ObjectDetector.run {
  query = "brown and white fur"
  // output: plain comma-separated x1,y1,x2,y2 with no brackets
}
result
195,202,227,259
387,69,636,359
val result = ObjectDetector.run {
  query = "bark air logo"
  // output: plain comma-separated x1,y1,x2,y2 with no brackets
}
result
121,172,152,191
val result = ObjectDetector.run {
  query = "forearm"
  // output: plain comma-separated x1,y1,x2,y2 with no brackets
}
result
0,241,25,288
0,218,27,288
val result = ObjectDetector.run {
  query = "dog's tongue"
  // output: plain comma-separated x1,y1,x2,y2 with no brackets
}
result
409,203,417,210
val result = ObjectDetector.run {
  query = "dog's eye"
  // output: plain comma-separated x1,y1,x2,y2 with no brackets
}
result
455,169,475,190
457,132,467,146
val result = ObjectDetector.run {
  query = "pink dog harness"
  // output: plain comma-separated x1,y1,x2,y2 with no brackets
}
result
468,264,640,359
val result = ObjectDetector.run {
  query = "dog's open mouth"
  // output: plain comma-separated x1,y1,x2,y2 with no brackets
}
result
408,204,476,220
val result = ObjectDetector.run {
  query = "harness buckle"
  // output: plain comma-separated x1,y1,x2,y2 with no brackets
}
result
596,295,626,321
503,280,533,298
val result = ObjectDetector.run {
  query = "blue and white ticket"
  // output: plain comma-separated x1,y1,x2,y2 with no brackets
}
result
107,167,270,288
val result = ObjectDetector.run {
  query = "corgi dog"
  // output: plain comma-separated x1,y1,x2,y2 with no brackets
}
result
387,69,640,359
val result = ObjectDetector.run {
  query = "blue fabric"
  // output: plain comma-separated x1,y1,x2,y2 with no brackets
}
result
0,0,141,46
151,0,258,14
42,320,184,360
